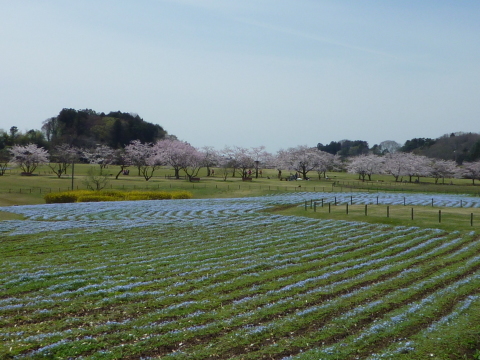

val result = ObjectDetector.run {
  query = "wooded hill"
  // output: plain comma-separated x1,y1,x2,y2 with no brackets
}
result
317,132,480,164
41,109,167,149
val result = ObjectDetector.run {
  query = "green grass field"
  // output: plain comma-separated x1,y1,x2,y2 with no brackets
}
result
1,163,479,208
1,165,480,359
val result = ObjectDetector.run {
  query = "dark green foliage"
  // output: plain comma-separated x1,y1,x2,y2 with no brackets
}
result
317,141,342,155
338,140,370,157
317,140,369,156
400,137,436,153
41,109,167,148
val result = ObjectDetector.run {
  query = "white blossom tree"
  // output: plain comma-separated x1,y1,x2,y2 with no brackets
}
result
235,148,256,178
283,145,322,180
430,159,458,184
180,146,205,181
250,146,270,178
220,146,245,178
125,140,150,176
9,143,49,175
217,154,233,181
313,151,338,179
156,139,193,179
347,154,384,181
48,144,80,178
272,149,289,179
201,146,219,177
404,154,432,183
83,145,115,169
461,161,480,185
383,152,410,182
125,140,164,181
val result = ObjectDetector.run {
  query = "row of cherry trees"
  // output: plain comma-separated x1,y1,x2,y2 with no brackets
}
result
4,142,480,184
347,153,480,184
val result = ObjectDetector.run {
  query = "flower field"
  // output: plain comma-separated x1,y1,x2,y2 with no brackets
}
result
1,192,480,359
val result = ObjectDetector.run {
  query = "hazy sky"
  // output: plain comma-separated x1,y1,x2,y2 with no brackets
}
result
1,0,479,152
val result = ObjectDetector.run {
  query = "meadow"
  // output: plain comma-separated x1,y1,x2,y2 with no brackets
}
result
1,189,480,359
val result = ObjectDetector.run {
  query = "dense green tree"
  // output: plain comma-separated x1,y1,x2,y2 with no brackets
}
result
338,140,369,157
40,109,167,148
400,138,436,153
317,141,342,155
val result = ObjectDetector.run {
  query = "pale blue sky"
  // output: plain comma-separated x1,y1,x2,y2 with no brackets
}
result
1,0,479,152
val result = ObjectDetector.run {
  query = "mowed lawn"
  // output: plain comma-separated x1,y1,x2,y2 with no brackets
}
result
1,193,480,359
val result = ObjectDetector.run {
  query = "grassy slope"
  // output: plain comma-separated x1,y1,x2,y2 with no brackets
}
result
1,165,480,358
1,207,479,359
1,163,479,209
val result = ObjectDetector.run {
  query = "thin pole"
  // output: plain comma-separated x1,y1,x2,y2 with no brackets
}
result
71,161,74,191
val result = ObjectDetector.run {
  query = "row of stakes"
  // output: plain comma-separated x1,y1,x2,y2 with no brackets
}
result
304,196,475,226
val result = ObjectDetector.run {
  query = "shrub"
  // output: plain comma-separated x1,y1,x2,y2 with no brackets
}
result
171,191,193,199
98,190,125,198
145,191,172,200
44,190,192,203
44,191,92,204
77,195,117,203
44,193,79,204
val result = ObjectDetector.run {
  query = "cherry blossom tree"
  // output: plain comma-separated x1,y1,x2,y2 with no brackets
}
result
272,149,289,179
383,152,411,182
217,154,232,181
48,144,80,178
430,159,458,184
220,146,243,178
461,161,480,185
83,145,115,169
283,145,322,179
314,152,339,179
235,148,255,178
180,146,205,181
139,142,164,181
383,152,433,183
156,139,193,179
347,154,384,181
250,146,270,178
9,143,49,175
201,146,219,177
124,140,164,181
125,140,150,176
404,154,432,183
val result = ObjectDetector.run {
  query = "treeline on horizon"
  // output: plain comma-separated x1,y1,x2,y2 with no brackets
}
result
317,132,480,164
0,108,168,150
1,108,479,164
